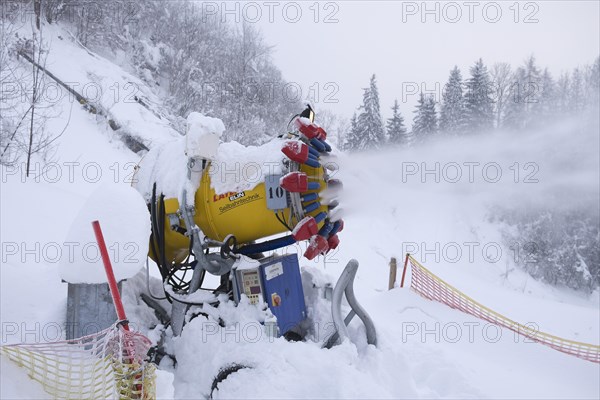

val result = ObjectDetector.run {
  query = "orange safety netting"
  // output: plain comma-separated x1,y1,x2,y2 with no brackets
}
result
407,255,600,363
1,323,156,399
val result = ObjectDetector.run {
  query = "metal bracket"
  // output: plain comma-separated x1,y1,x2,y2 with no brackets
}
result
172,157,234,336
324,259,377,348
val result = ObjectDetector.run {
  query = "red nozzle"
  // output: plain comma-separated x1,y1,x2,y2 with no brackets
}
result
304,235,329,260
280,172,308,192
282,141,309,164
327,234,340,252
292,216,318,241
315,126,327,140
294,118,320,139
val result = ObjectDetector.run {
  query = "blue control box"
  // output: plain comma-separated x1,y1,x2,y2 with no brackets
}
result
259,254,307,336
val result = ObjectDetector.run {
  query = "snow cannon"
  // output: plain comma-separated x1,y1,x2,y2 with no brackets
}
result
129,107,374,345
133,109,342,275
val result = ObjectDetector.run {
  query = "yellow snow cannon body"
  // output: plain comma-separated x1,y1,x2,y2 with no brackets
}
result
134,115,343,267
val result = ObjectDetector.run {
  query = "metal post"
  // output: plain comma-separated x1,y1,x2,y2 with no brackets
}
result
388,257,397,290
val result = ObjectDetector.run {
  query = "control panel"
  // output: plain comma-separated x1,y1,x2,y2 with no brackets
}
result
234,254,307,337
238,268,263,305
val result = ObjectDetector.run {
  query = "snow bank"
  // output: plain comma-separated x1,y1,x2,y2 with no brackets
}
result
172,294,417,399
0,357,51,399
59,184,150,283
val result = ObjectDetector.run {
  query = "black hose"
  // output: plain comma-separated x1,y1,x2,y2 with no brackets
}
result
209,364,251,399
150,184,167,281
151,183,219,303
158,194,169,279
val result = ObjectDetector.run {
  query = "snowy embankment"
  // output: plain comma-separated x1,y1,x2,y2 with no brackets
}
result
1,24,599,399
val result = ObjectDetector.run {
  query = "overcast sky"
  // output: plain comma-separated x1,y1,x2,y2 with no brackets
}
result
250,1,599,122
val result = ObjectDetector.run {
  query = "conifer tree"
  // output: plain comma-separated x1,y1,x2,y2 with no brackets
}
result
386,99,408,145
555,72,571,116
412,93,438,142
570,67,586,112
534,68,556,123
504,56,542,129
344,112,360,150
587,57,600,108
464,58,494,132
439,66,466,134
351,74,385,150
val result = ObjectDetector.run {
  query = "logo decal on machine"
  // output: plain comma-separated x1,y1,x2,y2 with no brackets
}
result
229,192,246,201
213,192,237,202
218,193,261,214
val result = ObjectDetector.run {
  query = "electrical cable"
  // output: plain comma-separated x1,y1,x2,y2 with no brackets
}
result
275,211,292,231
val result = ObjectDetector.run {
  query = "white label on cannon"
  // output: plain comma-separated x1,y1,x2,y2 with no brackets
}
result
265,262,284,281
265,174,287,210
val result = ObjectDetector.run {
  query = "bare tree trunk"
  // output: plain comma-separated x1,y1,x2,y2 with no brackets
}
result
26,106,35,177
1,105,33,159
26,38,37,177
26,25,42,178
34,0,42,30
491,63,512,129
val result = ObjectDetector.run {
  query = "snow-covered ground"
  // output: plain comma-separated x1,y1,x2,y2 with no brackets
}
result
1,24,599,399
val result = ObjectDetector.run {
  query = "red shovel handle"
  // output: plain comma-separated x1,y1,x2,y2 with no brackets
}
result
92,220,129,331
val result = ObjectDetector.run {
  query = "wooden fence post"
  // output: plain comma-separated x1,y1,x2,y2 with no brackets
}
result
400,253,410,288
388,257,397,290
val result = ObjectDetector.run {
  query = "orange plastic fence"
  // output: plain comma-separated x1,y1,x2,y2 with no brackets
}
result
407,255,600,363
1,323,156,399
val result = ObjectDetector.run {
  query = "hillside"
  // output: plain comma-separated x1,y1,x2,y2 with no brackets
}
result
1,21,599,400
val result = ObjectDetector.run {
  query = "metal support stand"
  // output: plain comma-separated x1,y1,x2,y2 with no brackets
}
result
171,157,234,336
324,259,377,348
65,281,122,340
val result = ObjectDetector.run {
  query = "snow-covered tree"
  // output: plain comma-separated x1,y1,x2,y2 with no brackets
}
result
41,2,301,145
570,67,586,113
532,68,556,124
504,210,599,292
386,99,408,145
555,72,571,115
348,74,385,150
503,67,526,129
464,58,494,132
490,62,512,128
344,113,360,150
412,93,437,141
0,12,65,173
439,66,466,134
503,56,542,129
523,55,543,119
586,57,600,109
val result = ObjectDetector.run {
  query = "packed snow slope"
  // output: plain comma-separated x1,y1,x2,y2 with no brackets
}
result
1,24,599,399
